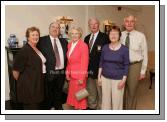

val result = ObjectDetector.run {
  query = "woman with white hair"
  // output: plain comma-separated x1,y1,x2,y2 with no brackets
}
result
66,27,89,110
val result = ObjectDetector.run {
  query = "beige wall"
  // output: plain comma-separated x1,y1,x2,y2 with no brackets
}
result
137,6,155,51
5,5,155,100
5,5,87,46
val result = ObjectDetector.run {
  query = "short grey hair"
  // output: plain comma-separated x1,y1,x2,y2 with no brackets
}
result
124,14,137,22
88,17,100,25
49,21,60,29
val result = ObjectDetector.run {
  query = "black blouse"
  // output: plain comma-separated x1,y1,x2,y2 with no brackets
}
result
13,43,44,104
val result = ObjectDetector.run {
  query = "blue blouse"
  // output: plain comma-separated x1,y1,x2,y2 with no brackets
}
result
99,44,130,80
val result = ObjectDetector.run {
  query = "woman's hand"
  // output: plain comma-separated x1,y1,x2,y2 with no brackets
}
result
12,70,20,81
98,76,102,86
117,80,125,89
78,80,83,85
66,76,71,81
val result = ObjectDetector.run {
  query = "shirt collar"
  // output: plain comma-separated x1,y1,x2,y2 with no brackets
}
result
92,30,99,37
49,35,58,41
125,29,136,35
72,40,79,46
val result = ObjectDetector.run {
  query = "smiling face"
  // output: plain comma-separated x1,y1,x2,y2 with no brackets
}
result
124,15,136,32
89,19,99,34
28,31,39,45
71,29,81,42
109,30,120,43
49,22,60,38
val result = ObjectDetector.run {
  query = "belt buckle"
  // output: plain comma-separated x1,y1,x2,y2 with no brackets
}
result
130,60,141,65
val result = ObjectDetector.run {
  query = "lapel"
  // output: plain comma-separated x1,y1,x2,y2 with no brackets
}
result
67,42,72,59
90,31,101,53
47,36,67,60
68,40,80,59
46,35,56,58
85,34,91,44
59,38,66,60
26,43,42,68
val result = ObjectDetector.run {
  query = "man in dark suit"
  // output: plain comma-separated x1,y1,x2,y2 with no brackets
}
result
37,21,68,110
84,18,109,110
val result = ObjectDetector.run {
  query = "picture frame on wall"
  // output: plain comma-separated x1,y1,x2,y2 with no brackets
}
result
104,24,112,35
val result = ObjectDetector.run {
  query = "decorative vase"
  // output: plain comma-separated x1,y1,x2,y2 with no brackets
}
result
7,34,18,48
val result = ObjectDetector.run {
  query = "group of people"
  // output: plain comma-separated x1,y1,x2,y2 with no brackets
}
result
12,15,148,110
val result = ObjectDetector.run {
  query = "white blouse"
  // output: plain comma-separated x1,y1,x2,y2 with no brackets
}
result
36,50,46,73
69,41,78,57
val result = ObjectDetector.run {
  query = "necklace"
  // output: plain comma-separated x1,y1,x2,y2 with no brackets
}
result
109,42,121,51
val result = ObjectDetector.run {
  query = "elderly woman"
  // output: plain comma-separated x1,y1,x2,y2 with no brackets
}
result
98,26,129,110
66,27,89,110
12,27,46,110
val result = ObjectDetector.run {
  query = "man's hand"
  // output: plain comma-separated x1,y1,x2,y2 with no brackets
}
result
138,74,146,81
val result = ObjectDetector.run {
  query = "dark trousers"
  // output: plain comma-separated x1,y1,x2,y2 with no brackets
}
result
23,103,40,110
41,70,65,110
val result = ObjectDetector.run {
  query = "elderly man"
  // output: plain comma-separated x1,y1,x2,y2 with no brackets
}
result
84,17,109,110
121,15,148,110
37,21,68,110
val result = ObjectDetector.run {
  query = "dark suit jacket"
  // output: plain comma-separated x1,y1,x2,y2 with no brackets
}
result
37,35,68,81
13,44,44,104
84,31,109,79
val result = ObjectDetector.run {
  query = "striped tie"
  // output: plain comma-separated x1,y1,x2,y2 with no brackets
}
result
89,34,94,51
54,39,61,67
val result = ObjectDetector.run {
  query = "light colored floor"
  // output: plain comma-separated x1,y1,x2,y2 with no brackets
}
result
63,74,155,110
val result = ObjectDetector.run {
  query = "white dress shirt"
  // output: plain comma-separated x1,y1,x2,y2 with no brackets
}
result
69,41,78,57
121,30,148,75
50,36,64,70
89,31,99,51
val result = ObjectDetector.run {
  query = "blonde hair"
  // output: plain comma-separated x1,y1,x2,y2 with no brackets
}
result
69,26,83,38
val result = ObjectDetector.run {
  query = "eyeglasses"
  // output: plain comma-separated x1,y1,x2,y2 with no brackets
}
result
50,26,60,29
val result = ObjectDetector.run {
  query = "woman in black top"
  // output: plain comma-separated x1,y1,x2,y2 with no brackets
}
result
13,27,46,110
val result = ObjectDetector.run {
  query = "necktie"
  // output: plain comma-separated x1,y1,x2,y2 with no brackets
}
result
125,33,130,48
54,39,61,67
89,34,94,50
